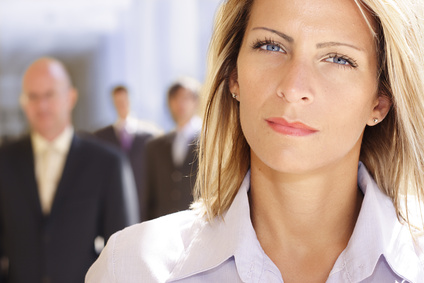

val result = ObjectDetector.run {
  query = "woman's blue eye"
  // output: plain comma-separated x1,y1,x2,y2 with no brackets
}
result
261,44,282,52
326,56,349,65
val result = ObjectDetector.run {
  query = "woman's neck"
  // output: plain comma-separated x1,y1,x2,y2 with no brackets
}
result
249,154,363,283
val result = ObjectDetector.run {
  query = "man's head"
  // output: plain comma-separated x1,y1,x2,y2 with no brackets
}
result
167,77,201,128
111,85,130,120
20,57,78,141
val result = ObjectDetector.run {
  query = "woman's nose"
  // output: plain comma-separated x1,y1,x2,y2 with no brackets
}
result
276,59,314,104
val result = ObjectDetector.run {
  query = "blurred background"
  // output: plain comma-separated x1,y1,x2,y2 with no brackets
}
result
0,0,221,141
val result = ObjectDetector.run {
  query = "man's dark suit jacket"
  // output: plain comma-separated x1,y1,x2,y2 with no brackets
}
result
145,131,198,219
0,134,139,283
94,125,153,221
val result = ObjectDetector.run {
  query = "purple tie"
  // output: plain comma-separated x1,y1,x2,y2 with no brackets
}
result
119,128,132,151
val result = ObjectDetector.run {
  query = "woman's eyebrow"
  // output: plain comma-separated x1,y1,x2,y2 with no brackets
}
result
252,27,363,52
252,27,294,43
316,42,363,52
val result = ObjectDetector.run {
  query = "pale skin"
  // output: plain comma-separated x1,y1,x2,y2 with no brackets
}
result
169,87,199,130
113,90,131,120
21,58,78,141
230,0,391,282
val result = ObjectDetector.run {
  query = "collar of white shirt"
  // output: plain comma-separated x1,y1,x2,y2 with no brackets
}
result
167,162,424,282
114,115,163,136
32,126,74,155
176,115,202,140
114,116,135,133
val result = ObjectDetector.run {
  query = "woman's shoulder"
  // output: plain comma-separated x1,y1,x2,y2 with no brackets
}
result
86,210,203,282
119,210,200,251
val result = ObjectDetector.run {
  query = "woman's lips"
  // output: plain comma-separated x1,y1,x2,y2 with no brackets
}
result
266,117,318,136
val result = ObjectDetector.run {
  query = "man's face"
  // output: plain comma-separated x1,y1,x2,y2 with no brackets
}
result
112,90,130,119
21,63,76,140
169,87,198,127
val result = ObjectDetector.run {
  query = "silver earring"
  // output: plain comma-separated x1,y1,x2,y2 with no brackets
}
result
231,93,237,99
373,118,378,123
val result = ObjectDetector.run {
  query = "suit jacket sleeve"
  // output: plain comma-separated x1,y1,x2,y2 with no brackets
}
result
102,153,139,240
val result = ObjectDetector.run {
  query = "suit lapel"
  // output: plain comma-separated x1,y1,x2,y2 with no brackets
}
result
167,131,177,164
184,136,198,165
168,131,199,168
19,137,44,218
108,125,121,147
49,134,80,215
127,133,141,156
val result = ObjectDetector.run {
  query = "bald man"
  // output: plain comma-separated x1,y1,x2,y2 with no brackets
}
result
0,57,139,283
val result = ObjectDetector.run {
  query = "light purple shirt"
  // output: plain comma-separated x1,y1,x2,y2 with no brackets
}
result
86,163,424,282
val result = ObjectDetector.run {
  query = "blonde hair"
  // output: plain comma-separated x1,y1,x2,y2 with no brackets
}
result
194,0,424,229
358,0,424,229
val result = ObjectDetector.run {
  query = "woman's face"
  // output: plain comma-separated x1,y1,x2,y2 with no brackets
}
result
231,0,388,174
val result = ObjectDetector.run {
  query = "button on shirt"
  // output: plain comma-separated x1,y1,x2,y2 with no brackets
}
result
32,127,73,214
86,162,424,282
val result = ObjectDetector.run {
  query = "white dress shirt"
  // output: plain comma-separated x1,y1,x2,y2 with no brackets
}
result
86,162,424,282
32,126,73,214
172,116,202,166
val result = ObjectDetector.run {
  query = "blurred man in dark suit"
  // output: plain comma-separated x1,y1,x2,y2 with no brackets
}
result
146,77,201,219
94,85,162,221
0,57,139,283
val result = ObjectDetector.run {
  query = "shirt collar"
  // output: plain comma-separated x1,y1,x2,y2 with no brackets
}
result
168,171,267,282
168,163,424,282
333,162,424,282
115,115,138,134
32,126,74,155
176,116,202,140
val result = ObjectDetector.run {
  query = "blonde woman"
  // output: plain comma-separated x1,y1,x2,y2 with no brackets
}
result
86,0,424,282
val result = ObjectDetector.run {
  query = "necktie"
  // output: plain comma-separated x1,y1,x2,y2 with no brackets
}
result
119,127,133,151
39,146,59,214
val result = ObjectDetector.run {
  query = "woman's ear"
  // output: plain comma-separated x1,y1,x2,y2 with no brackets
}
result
367,93,392,126
229,68,240,100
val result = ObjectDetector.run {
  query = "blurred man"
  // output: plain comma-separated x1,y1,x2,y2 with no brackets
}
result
94,85,162,221
0,57,139,283
146,77,201,219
